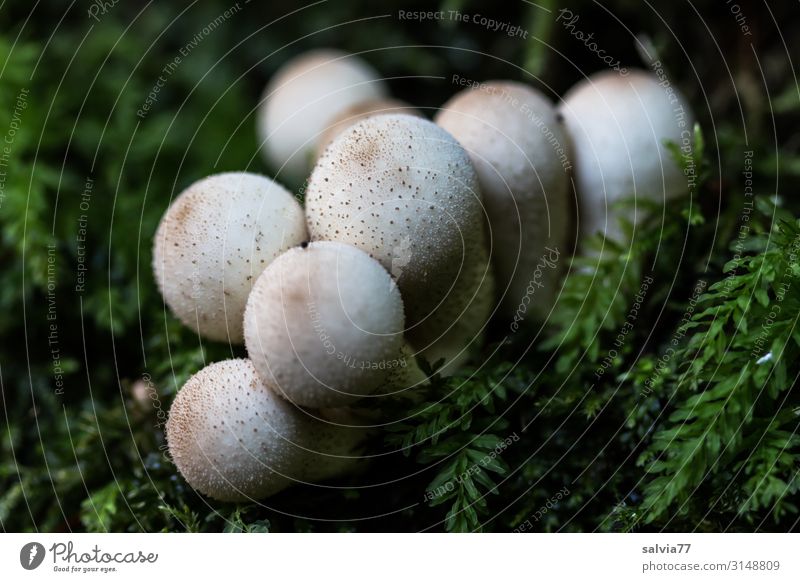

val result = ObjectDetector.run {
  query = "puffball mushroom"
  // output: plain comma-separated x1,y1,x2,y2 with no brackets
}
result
153,172,306,343
558,69,694,243
166,359,366,502
257,49,388,184
244,241,405,408
304,114,489,362
436,81,570,319
315,98,421,159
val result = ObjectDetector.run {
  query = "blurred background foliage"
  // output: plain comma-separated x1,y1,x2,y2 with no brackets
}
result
0,0,799,532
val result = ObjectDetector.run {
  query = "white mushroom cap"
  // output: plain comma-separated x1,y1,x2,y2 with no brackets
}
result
257,49,388,183
436,81,571,319
244,241,405,408
315,98,421,159
153,172,307,343
558,69,694,242
305,114,489,349
166,359,365,502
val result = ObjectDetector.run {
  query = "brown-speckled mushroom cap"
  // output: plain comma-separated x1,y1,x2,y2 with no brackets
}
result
257,49,388,184
558,69,694,242
153,172,307,344
244,241,405,408
315,98,422,159
166,359,365,502
305,114,488,341
436,81,570,319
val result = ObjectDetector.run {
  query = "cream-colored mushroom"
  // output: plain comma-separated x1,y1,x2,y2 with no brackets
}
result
244,241,405,408
304,114,490,368
558,69,694,243
166,359,365,502
257,49,387,184
153,172,306,343
436,81,570,320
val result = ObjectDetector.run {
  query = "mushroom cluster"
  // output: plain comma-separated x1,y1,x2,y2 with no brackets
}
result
155,50,694,502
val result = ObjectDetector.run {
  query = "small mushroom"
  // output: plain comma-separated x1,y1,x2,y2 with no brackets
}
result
436,81,571,319
558,69,694,243
166,359,366,502
257,49,388,184
305,114,489,362
153,172,306,343
244,241,405,408
315,98,421,159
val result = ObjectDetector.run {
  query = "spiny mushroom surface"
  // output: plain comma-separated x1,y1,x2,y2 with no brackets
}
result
244,241,405,408
558,69,694,243
153,172,306,343
166,359,365,502
436,81,570,319
304,114,489,356
257,49,387,184
315,98,421,159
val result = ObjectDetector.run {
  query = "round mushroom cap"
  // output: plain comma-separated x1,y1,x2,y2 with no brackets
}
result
315,98,422,159
558,69,694,242
244,241,405,408
166,359,365,502
257,49,388,184
153,172,307,343
436,81,571,319
305,114,488,338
